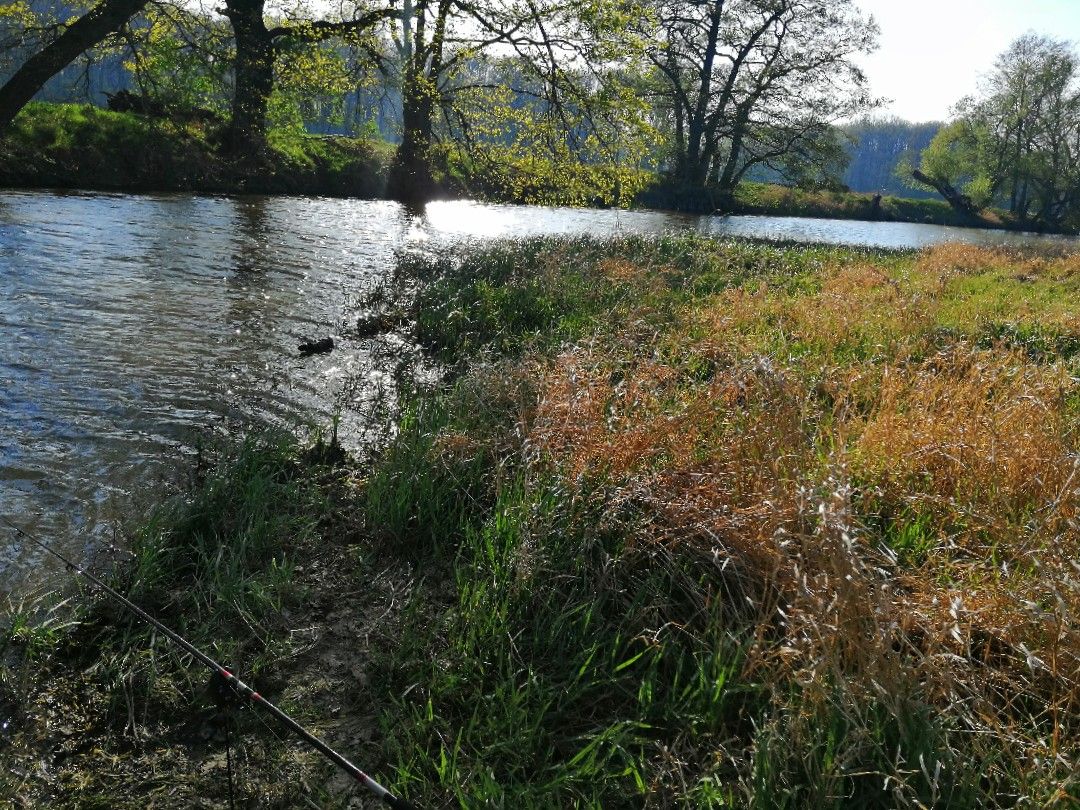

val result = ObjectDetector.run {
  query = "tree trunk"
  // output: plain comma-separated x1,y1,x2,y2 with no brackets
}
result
0,0,149,131
912,169,979,215
224,0,275,156
389,1,451,205
680,149,709,188
717,109,749,194
680,0,723,190
667,50,684,173
1016,178,1031,224
389,70,435,204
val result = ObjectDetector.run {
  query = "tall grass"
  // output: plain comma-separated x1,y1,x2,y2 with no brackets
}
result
363,237,1080,806
9,236,1080,806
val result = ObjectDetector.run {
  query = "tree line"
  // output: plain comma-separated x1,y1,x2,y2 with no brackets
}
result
842,118,940,200
0,0,886,205
912,34,1080,231
5,0,1080,227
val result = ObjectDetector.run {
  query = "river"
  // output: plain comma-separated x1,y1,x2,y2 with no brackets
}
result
2,189,1078,592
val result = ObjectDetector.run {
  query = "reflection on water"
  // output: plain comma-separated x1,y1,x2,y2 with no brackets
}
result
1,190,1077,591
698,214,1080,251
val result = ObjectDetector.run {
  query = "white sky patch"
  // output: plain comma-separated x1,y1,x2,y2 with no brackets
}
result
853,0,1080,122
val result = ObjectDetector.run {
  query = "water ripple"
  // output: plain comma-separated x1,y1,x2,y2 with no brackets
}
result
1,190,1077,591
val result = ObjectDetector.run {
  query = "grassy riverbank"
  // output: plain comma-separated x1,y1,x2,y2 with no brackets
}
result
636,179,1032,232
731,181,1010,228
2,102,1054,239
0,103,394,196
6,236,1080,806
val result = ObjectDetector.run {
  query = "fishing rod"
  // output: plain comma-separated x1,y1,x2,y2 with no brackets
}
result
0,515,417,810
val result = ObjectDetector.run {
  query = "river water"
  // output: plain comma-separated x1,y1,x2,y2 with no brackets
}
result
2,189,1078,592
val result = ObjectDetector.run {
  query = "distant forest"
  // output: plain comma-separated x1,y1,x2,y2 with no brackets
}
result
842,118,941,199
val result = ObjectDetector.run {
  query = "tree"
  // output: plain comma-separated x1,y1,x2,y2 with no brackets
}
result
219,0,393,155
0,0,662,205
640,0,878,209
915,34,1080,229
908,119,987,213
0,0,392,155
121,4,232,117
0,2,36,77
438,55,656,205
0,0,151,130
376,0,651,202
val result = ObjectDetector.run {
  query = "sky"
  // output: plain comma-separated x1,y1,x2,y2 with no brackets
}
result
853,0,1080,122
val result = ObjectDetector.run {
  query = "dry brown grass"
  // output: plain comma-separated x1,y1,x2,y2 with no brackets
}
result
522,246,1080,800
915,243,1006,283
597,257,653,286
389,237,1080,804
856,348,1076,522
787,263,934,356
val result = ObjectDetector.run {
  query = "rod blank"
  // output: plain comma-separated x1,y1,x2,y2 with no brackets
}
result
1,516,417,810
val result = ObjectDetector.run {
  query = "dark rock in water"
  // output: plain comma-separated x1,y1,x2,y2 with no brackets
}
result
298,337,334,356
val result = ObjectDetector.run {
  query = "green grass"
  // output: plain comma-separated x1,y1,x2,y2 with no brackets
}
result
360,236,1080,806
0,102,217,191
8,235,1080,807
266,129,394,196
636,178,1048,233
365,395,768,806
0,102,393,196
0,433,349,806
732,180,1010,229
115,434,319,657
8,102,169,154
358,361,982,808
392,234,897,368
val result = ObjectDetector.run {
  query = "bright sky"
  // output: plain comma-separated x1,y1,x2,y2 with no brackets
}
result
854,0,1080,122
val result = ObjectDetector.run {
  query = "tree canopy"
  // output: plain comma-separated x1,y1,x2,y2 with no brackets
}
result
915,34,1080,230
639,0,879,206
0,0,885,206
